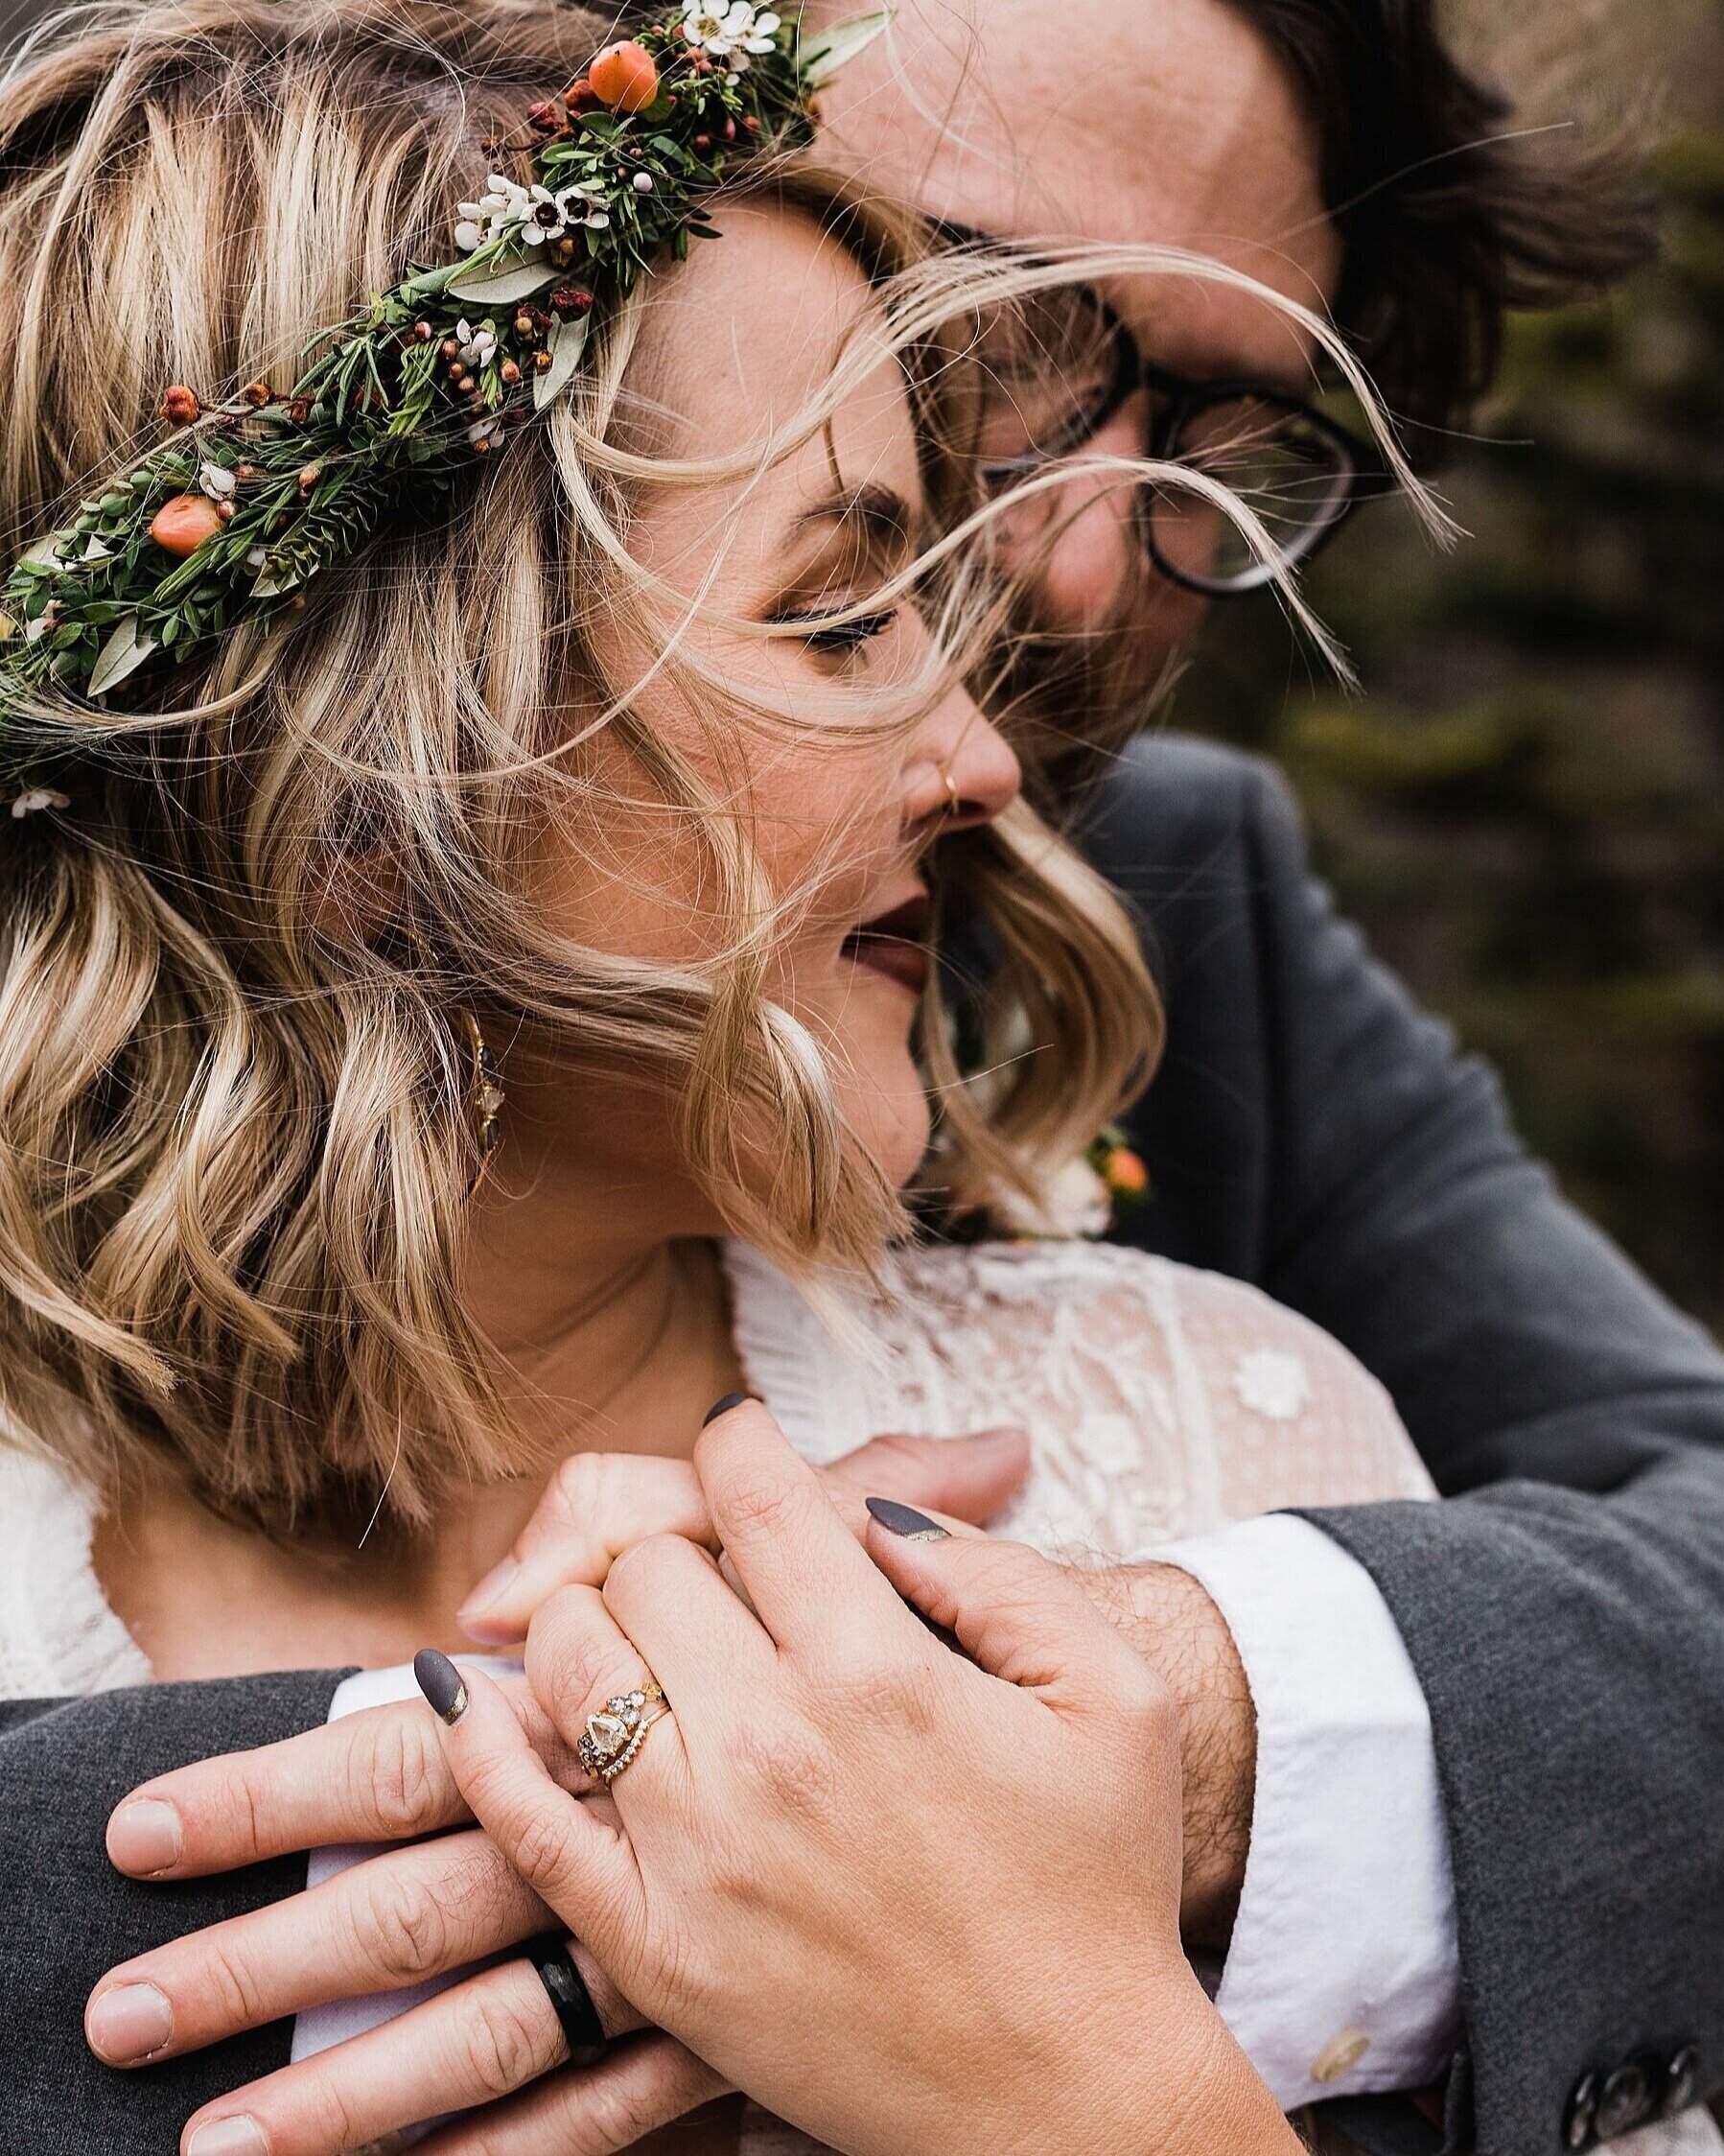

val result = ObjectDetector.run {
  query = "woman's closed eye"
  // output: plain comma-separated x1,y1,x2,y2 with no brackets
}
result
781,605,900,662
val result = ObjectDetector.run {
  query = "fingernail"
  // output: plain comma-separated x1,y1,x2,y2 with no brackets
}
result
185,2118,268,2156
86,1980,174,2063
106,1797,182,1876
412,1648,469,1724
456,1556,519,1630
702,1392,755,1427
865,1496,950,1541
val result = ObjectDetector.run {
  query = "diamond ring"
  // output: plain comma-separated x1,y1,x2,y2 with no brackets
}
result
576,1680,669,1786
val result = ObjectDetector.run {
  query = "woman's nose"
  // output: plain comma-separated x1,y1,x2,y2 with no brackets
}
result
905,700,1021,832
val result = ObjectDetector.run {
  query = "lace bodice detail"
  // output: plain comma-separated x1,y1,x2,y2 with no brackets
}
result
727,1237,1438,1549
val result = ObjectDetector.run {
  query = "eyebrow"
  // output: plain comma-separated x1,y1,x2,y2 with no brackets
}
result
932,215,1319,401
787,482,921,573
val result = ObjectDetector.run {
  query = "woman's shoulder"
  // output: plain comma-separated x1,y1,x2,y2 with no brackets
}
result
726,1236,1434,1548
0,1443,151,1698
878,1235,1377,1384
883,1239,1436,1543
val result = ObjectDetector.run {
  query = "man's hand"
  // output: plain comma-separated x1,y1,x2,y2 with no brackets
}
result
1073,1560,1256,1946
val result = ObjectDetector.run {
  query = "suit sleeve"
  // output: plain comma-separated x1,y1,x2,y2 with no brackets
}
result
1204,754,1724,2154
0,1672,349,2152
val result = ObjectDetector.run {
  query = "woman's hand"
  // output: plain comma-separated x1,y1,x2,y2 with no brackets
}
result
89,1426,1028,2155
454,1421,1031,1646
389,1401,1294,2156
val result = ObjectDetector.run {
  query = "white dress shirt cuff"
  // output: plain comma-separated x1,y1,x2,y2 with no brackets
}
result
1150,1512,1463,2110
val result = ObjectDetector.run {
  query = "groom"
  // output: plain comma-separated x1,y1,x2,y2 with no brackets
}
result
6,3,1720,2153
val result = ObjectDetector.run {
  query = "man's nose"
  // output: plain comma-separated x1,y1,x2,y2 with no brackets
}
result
1026,463,1144,633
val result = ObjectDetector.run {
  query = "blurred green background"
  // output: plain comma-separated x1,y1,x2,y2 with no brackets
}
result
1183,2,1724,1333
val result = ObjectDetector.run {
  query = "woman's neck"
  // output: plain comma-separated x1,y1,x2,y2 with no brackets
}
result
94,1229,745,1683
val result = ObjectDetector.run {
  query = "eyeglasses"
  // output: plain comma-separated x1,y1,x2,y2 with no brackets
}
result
944,233,1391,598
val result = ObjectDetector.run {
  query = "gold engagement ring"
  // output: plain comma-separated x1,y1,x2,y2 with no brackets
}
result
577,1679,669,1786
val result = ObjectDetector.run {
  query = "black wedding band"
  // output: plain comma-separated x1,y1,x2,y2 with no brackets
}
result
526,1932,609,2068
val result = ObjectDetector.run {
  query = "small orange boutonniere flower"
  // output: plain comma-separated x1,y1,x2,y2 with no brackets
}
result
1087,1125,1150,1219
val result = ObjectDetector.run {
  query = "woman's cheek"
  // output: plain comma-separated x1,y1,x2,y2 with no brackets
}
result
827,995,933,1186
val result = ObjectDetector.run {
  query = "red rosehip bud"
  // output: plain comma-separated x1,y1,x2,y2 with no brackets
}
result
414,319,435,341
588,39,660,112
533,350,554,373
159,384,200,426
550,286,594,320
514,311,536,338
297,462,321,494
526,99,561,131
149,493,222,555
242,379,271,409
215,498,236,523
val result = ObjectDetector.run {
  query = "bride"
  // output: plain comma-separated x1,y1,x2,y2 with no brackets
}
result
0,0,1516,2149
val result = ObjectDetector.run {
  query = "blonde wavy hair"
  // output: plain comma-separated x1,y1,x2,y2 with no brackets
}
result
0,0,1431,1533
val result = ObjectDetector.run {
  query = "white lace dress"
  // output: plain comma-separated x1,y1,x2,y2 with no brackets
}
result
0,1239,1711,2156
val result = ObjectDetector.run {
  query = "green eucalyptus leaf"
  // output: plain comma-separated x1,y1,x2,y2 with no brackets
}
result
534,311,591,412
251,566,302,599
87,614,158,695
799,9,891,88
448,258,560,306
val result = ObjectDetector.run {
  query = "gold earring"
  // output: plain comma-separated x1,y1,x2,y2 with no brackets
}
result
462,1007,504,1193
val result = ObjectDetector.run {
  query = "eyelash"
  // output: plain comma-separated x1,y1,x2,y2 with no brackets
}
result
783,607,899,656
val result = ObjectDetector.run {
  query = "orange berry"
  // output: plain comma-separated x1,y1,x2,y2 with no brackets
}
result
588,39,660,111
1105,1148,1148,1195
148,492,223,556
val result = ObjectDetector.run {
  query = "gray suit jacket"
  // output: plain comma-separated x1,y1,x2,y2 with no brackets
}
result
5,735,1721,2154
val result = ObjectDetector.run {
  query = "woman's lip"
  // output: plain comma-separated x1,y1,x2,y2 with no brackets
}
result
841,931,931,997
840,889,932,996
851,892,931,943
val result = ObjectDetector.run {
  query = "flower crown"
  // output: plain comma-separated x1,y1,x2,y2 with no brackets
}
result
0,7,888,760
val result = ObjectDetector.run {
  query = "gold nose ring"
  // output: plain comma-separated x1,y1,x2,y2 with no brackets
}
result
941,767,962,817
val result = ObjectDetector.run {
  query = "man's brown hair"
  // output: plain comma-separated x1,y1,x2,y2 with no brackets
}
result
1233,0,1655,445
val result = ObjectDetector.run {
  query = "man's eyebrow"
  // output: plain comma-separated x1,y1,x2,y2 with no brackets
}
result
787,482,920,566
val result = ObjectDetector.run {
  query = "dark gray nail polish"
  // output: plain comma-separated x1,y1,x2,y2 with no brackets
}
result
702,1392,755,1427
866,1496,950,1541
413,1648,469,1724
